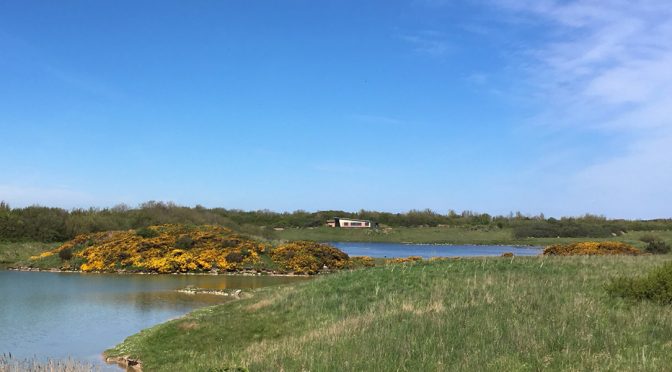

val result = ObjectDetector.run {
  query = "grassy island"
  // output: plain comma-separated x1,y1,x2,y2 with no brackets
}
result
106,255,672,371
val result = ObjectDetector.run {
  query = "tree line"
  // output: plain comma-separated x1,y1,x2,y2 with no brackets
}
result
0,201,670,242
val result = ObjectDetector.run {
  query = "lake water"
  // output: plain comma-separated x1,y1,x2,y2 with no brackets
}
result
332,242,542,258
0,271,308,370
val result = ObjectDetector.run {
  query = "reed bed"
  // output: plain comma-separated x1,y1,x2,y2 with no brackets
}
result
0,354,99,372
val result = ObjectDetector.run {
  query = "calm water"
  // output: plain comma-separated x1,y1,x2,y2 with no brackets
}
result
0,271,307,369
332,242,542,258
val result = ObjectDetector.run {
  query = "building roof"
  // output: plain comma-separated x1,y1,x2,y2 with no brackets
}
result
333,217,371,223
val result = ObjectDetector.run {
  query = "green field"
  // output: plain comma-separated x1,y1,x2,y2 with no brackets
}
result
0,241,58,269
274,226,672,247
107,255,672,371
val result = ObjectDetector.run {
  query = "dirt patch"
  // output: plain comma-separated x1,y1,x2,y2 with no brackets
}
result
246,298,276,311
178,321,200,330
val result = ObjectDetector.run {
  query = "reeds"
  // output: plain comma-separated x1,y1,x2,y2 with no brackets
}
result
0,354,99,372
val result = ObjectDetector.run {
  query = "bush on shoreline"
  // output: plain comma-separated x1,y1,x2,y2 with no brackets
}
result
386,256,423,264
543,241,641,256
271,241,350,274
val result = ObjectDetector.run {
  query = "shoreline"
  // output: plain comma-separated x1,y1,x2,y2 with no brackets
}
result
4,266,311,277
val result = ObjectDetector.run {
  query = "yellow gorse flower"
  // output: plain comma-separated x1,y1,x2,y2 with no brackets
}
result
543,241,641,256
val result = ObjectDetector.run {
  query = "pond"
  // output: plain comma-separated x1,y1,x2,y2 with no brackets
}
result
331,242,542,259
0,271,308,370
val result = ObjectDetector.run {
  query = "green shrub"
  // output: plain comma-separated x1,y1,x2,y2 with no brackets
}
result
512,220,622,239
58,248,73,261
221,239,239,248
136,227,158,238
175,235,194,249
225,251,244,263
606,261,672,304
645,240,671,254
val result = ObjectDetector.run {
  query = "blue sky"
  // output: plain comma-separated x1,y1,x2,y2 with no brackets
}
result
1,0,670,218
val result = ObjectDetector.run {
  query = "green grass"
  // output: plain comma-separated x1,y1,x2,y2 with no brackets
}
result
275,226,672,247
107,255,672,371
0,241,57,268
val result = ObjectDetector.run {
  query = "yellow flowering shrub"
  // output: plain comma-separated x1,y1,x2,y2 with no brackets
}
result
271,241,350,274
32,224,267,273
349,256,375,268
31,225,356,274
543,241,641,256
386,256,423,264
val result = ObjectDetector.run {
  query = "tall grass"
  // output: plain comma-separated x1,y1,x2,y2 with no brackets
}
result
0,354,98,372
107,255,672,371
0,242,57,269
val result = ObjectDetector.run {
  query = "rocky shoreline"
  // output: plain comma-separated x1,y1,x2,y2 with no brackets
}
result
5,266,310,277
176,287,243,296
105,355,142,371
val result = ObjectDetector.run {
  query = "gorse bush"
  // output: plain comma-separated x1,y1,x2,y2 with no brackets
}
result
501,252,514,257
543,241,641,256
271,241,350,274
349,255,375,267
386,256,423,264
607,261,672,304
31,225,266,273
28,225,356,274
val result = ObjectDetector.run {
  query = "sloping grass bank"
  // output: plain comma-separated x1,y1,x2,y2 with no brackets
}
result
107,255,672,371
0,241,57,269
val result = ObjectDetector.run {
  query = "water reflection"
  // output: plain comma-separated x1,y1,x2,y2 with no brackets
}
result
0,271,308,369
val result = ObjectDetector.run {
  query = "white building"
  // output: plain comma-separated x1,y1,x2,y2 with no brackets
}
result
326,217,373,228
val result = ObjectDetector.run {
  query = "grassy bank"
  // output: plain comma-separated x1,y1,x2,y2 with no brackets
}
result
0,241,57,269
107,255,672,371
275,226,672,247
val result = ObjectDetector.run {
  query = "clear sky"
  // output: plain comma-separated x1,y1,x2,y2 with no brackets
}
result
1,1,670,218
